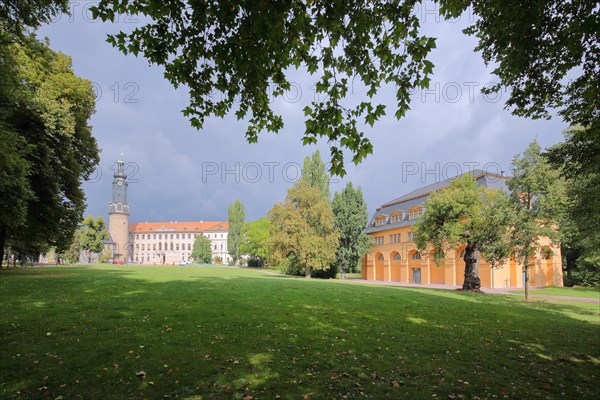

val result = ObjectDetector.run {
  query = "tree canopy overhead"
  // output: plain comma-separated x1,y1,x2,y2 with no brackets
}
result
92,0,597,175
92,0,437,175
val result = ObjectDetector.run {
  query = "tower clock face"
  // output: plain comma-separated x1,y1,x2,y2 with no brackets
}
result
117,181,123,186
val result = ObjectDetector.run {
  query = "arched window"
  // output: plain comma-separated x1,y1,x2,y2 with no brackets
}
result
393,253,401,260
411,252,421,260
378,254,384,261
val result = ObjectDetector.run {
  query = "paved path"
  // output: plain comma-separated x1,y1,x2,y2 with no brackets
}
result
340,278,599,304
247,268,599,304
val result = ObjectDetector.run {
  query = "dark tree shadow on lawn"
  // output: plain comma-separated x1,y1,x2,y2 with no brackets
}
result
0,266,598,399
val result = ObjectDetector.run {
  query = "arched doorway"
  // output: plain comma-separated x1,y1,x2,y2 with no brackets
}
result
374,252,385,281
408,250,422,283
429,249,446,284
390,251,402,281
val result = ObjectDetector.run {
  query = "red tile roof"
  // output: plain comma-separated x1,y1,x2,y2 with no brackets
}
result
129,221,228,233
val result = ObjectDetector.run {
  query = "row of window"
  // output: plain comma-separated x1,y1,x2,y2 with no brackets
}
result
375,232,414,245
374,208,424,227
378,252,421,261
132,233,225,240
376,251,447,262
136,243,227,251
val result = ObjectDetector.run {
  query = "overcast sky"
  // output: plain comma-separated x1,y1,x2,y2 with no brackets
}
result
38,2,566,224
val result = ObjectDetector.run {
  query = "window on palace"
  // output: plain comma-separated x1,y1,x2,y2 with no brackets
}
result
176,243,179,251
378,254,384,261
188,234,191,239
411,252,421,260
408,208,424,220
390,212,404,223
158,242,162,251
374,217,386,226
393,253,401,260
159,234,162,240
407,232,413,241
389,235,393,244
142,244,145,251
187,244,191,250
153,244,156,251
135,244,139,250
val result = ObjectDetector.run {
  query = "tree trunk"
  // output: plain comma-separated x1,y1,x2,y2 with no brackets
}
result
462,242,482,291
524,256,530,300
0,227,6,269
341,264,346,280
305,266,311,278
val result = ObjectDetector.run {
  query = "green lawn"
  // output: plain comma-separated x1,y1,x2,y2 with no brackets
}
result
1,265,599,399
510,286,600,299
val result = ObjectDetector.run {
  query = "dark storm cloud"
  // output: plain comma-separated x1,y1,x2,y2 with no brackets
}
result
38,2,566,224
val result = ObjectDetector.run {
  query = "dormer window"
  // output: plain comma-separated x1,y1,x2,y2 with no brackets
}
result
408,207,424,220
374,216,387,226
390,212,404,224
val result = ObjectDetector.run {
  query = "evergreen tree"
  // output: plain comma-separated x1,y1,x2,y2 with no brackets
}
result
332,182,372,279
227,200,245,264
300,150,330,199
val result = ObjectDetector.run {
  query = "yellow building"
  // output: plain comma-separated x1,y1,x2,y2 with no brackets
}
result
362,170,563,288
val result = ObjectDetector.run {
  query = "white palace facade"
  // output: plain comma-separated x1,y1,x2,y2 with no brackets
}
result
129,221,230,265
107,155,231,264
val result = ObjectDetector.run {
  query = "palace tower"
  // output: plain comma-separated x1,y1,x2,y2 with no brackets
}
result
108,155,130,262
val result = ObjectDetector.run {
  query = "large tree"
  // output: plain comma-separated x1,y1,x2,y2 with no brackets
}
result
508,141,564,299
268,180,339,278
546,127,600,281
0,27,99,265
332,182,372,279
79,216,109,263
227,199,245,264
414,175,513,291
92,1,597,175
191,234,212,264
240,217,270,267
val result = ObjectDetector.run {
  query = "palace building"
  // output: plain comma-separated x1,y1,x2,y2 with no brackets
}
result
361,170,563,288
107,155,231,264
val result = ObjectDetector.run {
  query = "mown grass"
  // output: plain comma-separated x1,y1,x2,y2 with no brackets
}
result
1,265,599,399
510,286,600,299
